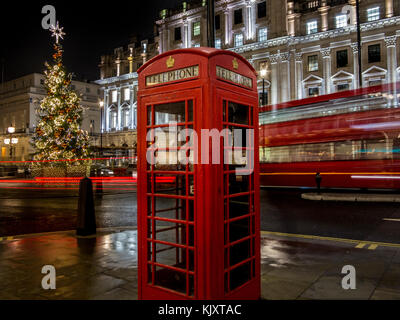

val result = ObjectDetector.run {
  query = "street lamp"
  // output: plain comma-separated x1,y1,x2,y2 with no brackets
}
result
5,126,18,159
99,100,104,155
260,68,267,106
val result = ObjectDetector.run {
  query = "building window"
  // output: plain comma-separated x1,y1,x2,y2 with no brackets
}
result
307,20,318,34
194,43,200,48
193,21,201,36
86,87,90,93
124,88,130,101
174,27,182,41
234,33,244,47
257,1,267,19
308,87,319,97
307,0,319,9
215,38,222,49
367,7,380,22
337,83,350,91
234,8,243,25
40,79,44,85
111,90,117,103
258,28,267,42
368,44,381,63
335,14,347,28
111,111,117,129
308,55,318,71
215,15,221,30
336,49,348,68
123,109,130,128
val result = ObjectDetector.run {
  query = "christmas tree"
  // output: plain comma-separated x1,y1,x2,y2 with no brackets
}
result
32,22,91,166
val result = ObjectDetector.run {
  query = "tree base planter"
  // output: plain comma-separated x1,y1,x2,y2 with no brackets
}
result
31,165,90,178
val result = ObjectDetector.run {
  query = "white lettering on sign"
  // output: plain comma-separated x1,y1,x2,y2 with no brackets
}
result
216,66,253,89
146,65,199,86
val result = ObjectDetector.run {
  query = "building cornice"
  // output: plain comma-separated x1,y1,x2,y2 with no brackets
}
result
95,72,139,86
230,16,400,54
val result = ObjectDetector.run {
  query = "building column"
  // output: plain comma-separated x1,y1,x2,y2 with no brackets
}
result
130,85,135,129
269,54,279,105
318,1,330,32
159,25,165,53
351,43,360,89
287,1,297,37
117,89,122,131
183,18,189,48
224,7,231,46
295,52,303,99
280,52,291,103
321,47,332,94
385,0,394,18
385,36,397,84
245,0,255,41
104,90,109,132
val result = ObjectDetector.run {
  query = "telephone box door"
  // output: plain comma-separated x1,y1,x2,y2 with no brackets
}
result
138,88,202,299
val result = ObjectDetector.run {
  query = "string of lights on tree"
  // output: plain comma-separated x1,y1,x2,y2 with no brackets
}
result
32,22,91,166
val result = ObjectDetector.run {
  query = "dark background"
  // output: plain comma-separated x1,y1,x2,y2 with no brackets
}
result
0,0,182,82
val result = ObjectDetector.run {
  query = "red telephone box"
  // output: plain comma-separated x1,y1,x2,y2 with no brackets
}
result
137,48,260,300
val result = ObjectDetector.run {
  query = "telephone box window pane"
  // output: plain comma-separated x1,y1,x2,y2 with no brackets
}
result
188,100,193,122
230,261,251,291
155,174,186,196
155,220,187,246
147,196,153,216
229,195,249,219
230,216,251,243
228,102,249,124
155,197,186,220
188,275,195,296
155,265,186,294
155,101,185,125
147,107,152,125
230,239,251,266
147,264,153,284
228,173,250,195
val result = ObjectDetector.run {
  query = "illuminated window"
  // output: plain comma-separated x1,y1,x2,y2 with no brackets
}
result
111,90,117,103
258,28,267,42
234,34,243,47
215,38,221,49
308,55,318,71
193,22,201,36
124,88,130,101
308,87,319,97
194,43,200,48
307,20,318,34
335,14,347,28
367,7,380,21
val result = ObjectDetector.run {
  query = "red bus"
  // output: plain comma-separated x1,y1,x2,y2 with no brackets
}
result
259,82,400,190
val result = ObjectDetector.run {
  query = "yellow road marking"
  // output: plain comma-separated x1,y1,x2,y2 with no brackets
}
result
261,230,400,249
355,243,367,249
7,237,13,241
368,244,379,250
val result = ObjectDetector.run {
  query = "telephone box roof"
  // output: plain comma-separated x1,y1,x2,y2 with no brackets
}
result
137,47,256,75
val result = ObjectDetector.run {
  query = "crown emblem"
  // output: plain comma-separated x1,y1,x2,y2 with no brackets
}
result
166,56,175,68
232,58,239,70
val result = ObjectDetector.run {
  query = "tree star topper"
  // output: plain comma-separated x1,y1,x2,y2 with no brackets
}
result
49,22,66,44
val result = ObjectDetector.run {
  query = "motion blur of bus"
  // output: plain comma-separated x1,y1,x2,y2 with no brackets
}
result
259,82,400,190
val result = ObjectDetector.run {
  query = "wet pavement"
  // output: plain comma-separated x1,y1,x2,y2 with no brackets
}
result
1,228,400,300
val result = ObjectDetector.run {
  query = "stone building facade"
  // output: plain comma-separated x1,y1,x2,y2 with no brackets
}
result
157,0,399,105
0,73,101,161
97,0,399,149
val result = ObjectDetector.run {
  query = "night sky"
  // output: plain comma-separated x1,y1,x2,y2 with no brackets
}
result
0,0,182,82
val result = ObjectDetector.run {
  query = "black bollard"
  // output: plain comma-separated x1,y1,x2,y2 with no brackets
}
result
76,177,97,236
315,172,322,194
